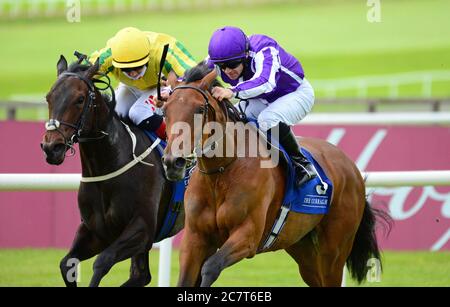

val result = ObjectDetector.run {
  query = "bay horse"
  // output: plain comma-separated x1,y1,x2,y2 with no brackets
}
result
41,56,182,287
161,63,390,287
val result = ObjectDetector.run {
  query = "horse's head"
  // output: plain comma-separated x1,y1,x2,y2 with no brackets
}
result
161,64,218,181
41,55,109,165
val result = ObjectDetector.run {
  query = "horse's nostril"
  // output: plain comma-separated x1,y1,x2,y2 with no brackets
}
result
41,142,67,165
55,143,67,154
175,157,187,168
42,142,66,155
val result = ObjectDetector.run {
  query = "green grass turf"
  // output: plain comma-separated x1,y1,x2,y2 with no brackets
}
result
0,0,450,101
0,248,449,287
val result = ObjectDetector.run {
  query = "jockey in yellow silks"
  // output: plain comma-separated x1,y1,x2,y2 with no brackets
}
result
89,27,197,139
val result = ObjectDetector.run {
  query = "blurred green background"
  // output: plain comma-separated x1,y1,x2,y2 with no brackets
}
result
1,0,450,102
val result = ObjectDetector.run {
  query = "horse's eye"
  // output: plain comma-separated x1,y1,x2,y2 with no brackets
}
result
77,96,84,105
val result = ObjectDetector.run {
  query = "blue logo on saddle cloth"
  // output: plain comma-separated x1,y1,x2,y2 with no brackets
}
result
143,131,195,241
281,147,333,215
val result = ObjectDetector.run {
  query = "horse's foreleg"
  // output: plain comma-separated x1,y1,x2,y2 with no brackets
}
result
120,253,151,287
200,225,258,287
60,223,105,287
178,229,217,287
89,216,151,287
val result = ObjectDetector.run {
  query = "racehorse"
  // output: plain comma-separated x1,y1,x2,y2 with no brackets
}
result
161,63,390,287
41,56,182,287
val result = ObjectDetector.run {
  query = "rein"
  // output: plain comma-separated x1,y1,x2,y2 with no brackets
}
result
80,121,161,183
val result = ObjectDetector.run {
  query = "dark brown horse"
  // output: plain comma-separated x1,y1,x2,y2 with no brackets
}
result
161,63,390,287
41,56,182,287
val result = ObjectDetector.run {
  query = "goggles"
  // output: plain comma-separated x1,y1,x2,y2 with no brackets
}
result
216,59,244,71
122,65,147,80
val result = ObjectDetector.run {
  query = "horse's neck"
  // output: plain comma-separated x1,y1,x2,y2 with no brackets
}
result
196,97,275,174
197,124,235,172
197,118,266,174
79,117,132,177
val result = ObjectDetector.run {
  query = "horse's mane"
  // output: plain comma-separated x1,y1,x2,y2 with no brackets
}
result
184,62,220,85
184,62,245,123
67,61,91,73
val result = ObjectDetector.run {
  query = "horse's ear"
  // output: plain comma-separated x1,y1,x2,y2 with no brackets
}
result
84,58,99,80
199,69,217,91
57,55,68,76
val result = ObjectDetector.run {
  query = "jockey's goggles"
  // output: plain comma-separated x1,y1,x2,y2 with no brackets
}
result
216,59,244,71
122,64,146,73
122,64,147,80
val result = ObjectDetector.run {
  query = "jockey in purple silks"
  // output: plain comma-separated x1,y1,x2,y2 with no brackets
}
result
207,26,317,187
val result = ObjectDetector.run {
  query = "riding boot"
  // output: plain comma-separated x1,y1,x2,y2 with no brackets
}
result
137,114,167,140
274,122,318,188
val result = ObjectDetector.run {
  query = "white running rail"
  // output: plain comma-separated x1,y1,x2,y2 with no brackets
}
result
314,70,450,98
2,171,450,191
301,112,450,125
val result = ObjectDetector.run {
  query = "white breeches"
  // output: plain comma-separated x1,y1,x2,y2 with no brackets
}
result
114,83,164,125
237,78,315,132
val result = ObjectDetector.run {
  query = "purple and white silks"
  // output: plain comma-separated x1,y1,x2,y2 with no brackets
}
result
208,34,305,103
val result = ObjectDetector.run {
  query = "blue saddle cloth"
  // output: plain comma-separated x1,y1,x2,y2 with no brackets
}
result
143,130,194,242
281,147,333,214
248,119,333,214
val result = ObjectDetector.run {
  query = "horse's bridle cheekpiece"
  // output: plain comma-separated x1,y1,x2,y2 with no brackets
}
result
170,84,237,175
45,71,114,155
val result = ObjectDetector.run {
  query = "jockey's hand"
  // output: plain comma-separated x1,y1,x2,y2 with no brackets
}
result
156,99,165,108
212,87,234,101
156,86,172,108
160,79,168,87
160,90,170,101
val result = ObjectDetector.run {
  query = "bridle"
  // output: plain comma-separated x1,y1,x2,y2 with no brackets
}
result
45,71,115,155
171,85,214,121
169,84,238,175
